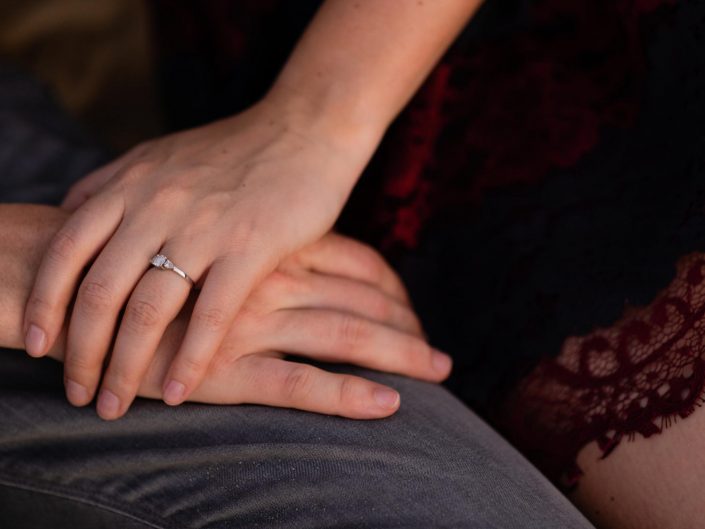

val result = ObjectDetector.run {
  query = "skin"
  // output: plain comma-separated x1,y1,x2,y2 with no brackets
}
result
2,204,452,419
569,415,705,529
24,0,482,421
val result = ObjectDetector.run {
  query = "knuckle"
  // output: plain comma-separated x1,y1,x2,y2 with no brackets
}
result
150,185,188,211
368,293,393,321
282,365,315,402
178,355,208,378
227,216,263,251
125,299,162,329
103,369,142,398
65,353,102,379
337,376,358,408
193,307,228,332
77,279,114,313
182,207,220,237
47,227,79,263
335,315,370,345
201,190,235,212
120,159,155,183
26,295,55,319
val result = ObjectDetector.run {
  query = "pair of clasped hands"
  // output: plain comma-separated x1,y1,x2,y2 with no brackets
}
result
22,98,453,421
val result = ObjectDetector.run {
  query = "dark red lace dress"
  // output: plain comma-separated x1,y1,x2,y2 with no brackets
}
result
151,0,705,489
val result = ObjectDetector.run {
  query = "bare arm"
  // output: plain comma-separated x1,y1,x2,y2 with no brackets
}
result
269,0,482,145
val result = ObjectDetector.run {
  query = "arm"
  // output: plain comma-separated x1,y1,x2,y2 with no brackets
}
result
267,0,483,146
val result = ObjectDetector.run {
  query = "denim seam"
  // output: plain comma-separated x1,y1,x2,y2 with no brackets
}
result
0,473,174,529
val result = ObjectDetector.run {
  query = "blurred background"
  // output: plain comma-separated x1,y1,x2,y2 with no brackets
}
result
0,0,162,150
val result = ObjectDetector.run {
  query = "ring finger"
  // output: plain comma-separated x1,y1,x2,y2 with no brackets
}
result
64,221,167,406
95,243,204,420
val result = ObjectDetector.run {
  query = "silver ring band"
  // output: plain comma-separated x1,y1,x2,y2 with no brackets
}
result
149,254,195,287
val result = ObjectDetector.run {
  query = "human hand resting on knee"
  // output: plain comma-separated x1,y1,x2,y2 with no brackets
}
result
0,204,451,420
22,0,478,420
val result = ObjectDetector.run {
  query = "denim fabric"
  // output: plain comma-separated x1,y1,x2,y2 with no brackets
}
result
0,66,109,205
0,351,595,529
0,66,595,528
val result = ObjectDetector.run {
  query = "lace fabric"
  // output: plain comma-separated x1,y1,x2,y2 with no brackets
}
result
499,253,705,488
488,0,705,489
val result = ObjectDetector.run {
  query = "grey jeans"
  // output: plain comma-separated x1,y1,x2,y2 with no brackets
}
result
0,67,595,528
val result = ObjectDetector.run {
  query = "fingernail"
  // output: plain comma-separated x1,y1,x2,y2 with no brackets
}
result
432,350,453,374
65,379,89,405
25,324,46,357
373,387,400,409
97,389,120,419
163,380,186,406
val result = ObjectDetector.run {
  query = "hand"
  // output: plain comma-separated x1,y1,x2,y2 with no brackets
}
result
0,205,451,419
130,232,452,420
23,97,383,418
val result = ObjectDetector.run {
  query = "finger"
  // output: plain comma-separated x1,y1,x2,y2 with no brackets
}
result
23,192,124,359
257,310,452,382
262,270,424,336
61,157,127,211
63,222,168,409
95,248,199,420
162,254,272,406
289,233,410,304
205,354,401,419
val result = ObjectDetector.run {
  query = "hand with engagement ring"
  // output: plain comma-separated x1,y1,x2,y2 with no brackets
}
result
22,99,379,421
20,0,472,420
6,204,451,419
149,254,195,288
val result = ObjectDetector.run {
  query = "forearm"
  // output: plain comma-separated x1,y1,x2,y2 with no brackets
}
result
267,0,481,146
0,204,67,354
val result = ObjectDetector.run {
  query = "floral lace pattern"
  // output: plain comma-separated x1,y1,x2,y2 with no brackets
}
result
499,254,705,487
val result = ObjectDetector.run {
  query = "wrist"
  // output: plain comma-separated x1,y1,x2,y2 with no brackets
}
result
262,79,387,161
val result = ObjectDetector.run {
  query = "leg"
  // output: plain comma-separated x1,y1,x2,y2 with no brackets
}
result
499,252,705,528
571,409,705,529
0,349,594,529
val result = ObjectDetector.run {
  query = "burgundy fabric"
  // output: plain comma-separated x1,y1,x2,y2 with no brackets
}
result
366,0,676,251
499,253,705,487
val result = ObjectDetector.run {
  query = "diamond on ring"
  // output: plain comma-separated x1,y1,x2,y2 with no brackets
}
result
149,254,195,288
150,254,168,268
